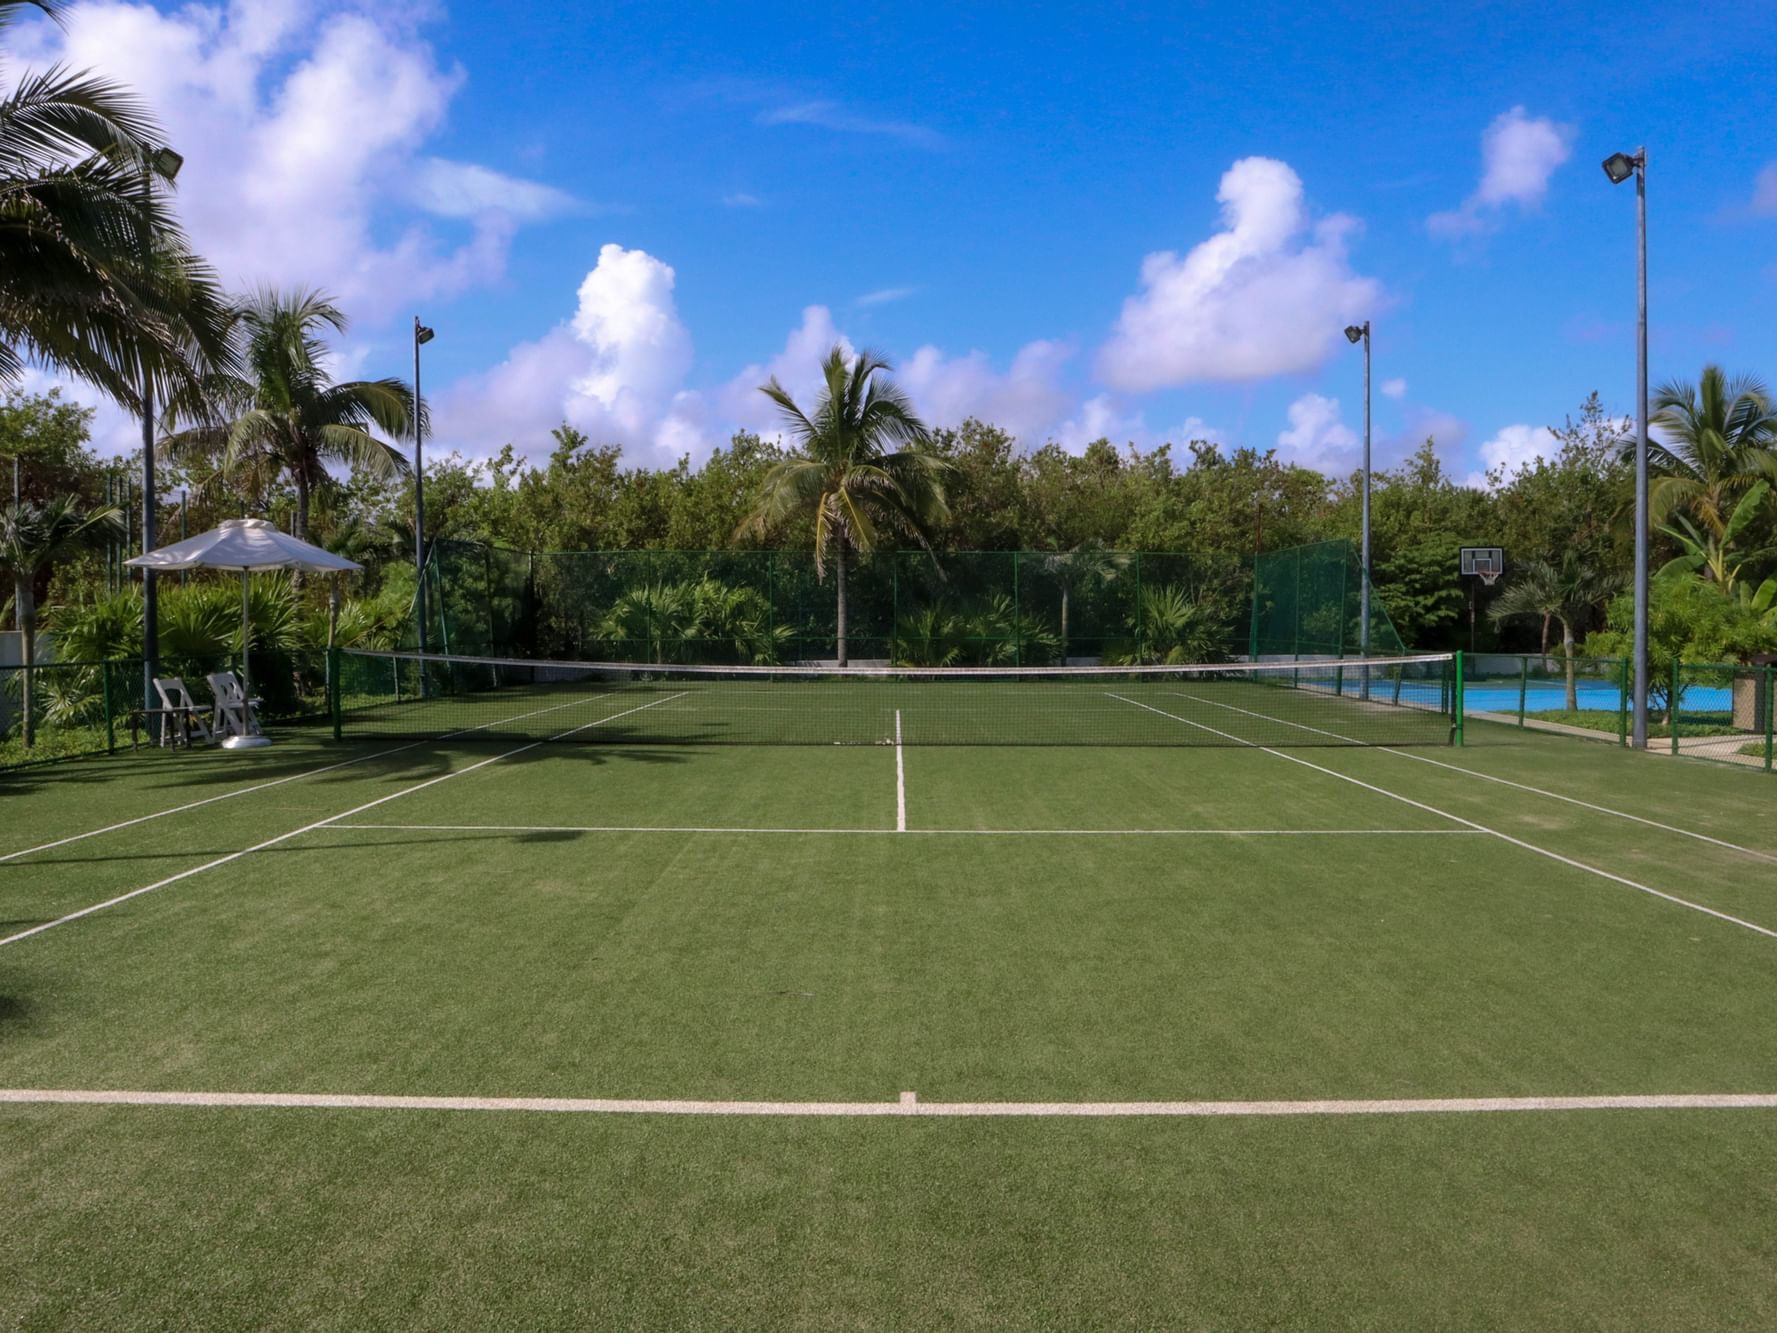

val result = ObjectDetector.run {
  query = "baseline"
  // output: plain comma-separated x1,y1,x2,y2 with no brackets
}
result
6,1086,1777,1118
1169,689,1777,867
324,822,1482,837
1110,693,1777,942
0,693,688,949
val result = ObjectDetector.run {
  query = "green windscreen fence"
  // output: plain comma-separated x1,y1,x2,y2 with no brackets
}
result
1248,539,1408,659
409,537,1410,666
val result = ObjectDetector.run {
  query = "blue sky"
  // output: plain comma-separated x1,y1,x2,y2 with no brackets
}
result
19,1,1777,484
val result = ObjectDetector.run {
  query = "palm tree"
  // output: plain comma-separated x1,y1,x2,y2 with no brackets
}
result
1,494,122,744
1488,551,1626,708
735,345,948,666
164,288,414,547
0,0,234,410
1641,366,1777,537
1039,544,1129,662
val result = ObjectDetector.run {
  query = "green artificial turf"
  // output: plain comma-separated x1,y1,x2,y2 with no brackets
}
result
4,714,1777,1326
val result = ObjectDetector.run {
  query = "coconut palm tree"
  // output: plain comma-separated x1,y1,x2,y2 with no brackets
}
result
164,288,414,547
1655,480,1776,594
1641,366,1777,537
1488,550,1626,708
1038,544,1130,662
1,493,122,744
0,0,234,410
735,345,948,666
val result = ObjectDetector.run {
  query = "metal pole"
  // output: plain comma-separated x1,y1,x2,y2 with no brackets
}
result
142,379,159,738
413,316,428,664
1631,149,1650,749
1360,321,1372,697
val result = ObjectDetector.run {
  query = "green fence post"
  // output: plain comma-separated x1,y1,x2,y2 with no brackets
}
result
102,660,115,754
1518,656,1528,727
328,646,342,741
1012,551,1021,667
1247,554,1261,660
1765,665,1773,773
1671,657,1681,756
1617,657,1629,746
1454,651,1465,747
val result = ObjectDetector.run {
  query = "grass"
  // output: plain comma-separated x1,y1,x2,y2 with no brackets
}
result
5,703,1777,1327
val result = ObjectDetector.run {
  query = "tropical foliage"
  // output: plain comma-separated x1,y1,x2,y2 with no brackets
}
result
736,345,949,665
1489,550,1626,708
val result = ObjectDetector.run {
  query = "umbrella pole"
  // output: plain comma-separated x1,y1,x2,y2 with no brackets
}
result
222,567,271,749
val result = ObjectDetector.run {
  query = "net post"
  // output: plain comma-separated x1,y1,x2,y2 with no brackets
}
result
1518,656,1528,727
102,659,116,754
1453,651,1465,746
328,646,342,741
1671,656,1681,756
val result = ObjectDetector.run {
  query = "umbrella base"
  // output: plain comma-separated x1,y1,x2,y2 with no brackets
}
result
220,734,273,750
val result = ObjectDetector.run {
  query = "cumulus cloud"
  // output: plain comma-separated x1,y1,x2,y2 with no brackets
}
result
1095,158,1381,390
900,340,1074,444
1381,377,1407,399
1428,107,1574,239
15,0,569,322
437,244,707,464
1466,423,1559,487
1276,393,1358,471
719,306,855,437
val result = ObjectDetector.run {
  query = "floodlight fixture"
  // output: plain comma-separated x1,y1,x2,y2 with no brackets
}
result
151,146,184,181
1601,150,1642,185
1344,324,1366,345
416,324,436,346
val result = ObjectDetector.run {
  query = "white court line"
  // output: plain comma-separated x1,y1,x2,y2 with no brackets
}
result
1170,690,1777,868
895,709,907,833
5,1086,1777,1118
0,693,689,949
0,688,620,867
327,822,1482,837
1110,693,1777,942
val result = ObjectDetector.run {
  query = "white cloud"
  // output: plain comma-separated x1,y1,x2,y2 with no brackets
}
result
856,286,916,308
1428,107,1574,239
721,191,763,208
408,158,580,220
1095,157,1381,390
900,340,1074,444
436,244,707,464
15,1,568,323
719,305,854,437
1466,423,1559,487
756,100,943,148
1276,393,1358,472
1751,164,1777,217
1381,377,1407,399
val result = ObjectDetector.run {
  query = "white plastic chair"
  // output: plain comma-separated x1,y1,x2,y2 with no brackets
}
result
205,670,264,740
151,676,213,747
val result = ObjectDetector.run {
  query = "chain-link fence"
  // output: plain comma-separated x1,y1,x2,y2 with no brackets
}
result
1,649,335,771
412,540,1387,668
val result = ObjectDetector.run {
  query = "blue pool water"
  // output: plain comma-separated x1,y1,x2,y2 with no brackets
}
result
1459,680,1729,714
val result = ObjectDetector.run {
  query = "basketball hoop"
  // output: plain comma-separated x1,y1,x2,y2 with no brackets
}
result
1460,546,1505,587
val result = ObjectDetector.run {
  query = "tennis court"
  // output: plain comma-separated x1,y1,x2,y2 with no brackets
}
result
5,656,1777,1327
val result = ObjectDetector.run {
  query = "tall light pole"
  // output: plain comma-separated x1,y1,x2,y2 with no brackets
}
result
413,317,435,662
1344,320,1372,690
1603,147,1648,748
140,144,183,736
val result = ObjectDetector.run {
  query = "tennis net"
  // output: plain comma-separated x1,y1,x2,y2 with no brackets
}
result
333,649,1458,748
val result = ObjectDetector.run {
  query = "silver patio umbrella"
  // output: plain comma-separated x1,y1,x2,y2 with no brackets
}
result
126,518,361,748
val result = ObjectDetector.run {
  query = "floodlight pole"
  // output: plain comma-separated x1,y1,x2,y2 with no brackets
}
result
1359,321,1372,672
1631,151,1649,749
413,316,430,665
139,147,179,739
